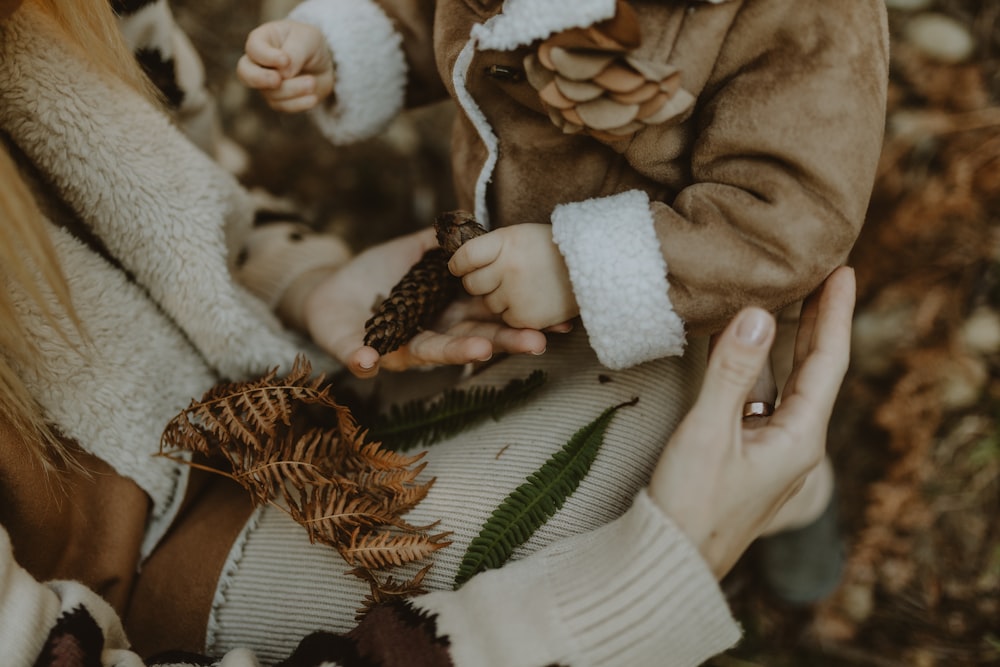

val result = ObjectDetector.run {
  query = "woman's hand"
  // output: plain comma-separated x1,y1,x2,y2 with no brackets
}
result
300,228,549,378
649,267,855,579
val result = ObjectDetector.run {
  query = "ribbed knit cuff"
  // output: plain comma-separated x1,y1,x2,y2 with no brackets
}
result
415,489,741,667
552,190,686,369
544,490,742,666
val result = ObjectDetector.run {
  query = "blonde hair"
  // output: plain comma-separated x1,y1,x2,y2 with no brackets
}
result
1,0,160,463
37,0,161,101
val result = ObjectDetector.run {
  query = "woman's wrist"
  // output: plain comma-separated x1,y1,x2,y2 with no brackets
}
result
231,222,352,332
275,264,340,334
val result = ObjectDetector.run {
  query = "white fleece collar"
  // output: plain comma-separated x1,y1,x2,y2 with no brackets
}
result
473,0,616,51
474,0,732,51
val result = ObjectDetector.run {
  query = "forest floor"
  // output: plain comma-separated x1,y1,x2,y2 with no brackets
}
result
174,1,1000,665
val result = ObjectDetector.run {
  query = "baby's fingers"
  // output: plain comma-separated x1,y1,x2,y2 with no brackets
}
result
460,266,502,298
244,25,292,71
449,234,502,276
263,76,323,113
236,54,282,90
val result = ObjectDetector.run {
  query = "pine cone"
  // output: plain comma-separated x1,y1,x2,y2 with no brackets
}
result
363,211,488,355
523,0,695,142
363,248,458,355
434,210,488,255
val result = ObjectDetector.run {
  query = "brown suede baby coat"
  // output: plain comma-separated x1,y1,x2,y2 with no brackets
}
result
294,0,889,369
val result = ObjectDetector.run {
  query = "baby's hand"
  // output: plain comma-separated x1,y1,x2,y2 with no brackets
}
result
449,224,578,331
297,228,547,378
237,19,334,113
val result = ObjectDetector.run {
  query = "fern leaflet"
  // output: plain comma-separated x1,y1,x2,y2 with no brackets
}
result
453,397,638,588
371,370,547,450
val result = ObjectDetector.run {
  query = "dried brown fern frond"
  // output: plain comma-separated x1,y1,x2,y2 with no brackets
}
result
351,462,428,489
341,527,452,570
348,438,428,472
159,355,447,610
287,482,433,540
161,356,331,458
161,357,355,505
219,429,340,506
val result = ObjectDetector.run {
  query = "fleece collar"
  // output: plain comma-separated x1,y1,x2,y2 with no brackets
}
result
473,0,732,50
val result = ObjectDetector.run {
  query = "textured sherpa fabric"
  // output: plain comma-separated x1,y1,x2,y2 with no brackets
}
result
553,190,685,369
291,0,407,144
451,39,498,227
3,225,206,556
472,0,733,50
472,0,617,51
0,3,303,382
0,4,313,554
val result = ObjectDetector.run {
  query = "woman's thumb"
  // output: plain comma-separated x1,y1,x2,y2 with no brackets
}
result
697,308,775,417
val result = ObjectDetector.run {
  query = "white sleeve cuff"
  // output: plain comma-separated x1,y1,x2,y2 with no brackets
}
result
414,490,741,667
290,0,407,144
552,190,686,369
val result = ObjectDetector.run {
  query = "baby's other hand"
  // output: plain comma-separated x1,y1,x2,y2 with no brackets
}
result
448,224,579,331
237,19,335,113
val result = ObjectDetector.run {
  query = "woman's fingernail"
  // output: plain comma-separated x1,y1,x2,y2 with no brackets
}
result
531,348,546,356
736,309,771,345
359,360,375,370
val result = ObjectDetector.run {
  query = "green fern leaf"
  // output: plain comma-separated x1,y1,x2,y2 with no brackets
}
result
453,397,638,588
370,370,547,450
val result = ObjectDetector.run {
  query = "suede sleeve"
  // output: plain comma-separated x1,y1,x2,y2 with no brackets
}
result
647,0,888,336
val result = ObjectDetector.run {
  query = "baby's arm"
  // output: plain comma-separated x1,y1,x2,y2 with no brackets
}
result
549,1,888,369
237,19,335,113
240,0,443,145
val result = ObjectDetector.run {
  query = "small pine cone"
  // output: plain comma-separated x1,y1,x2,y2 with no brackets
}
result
523,0,695,142
434,210,488,256
364,248,460,355
364,211,489,355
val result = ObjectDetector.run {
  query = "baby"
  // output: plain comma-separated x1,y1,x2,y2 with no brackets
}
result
238,0,889,603
238,0,886,373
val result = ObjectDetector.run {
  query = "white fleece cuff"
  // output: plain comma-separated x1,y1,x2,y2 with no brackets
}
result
291,0,406,144
552,190,686,369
